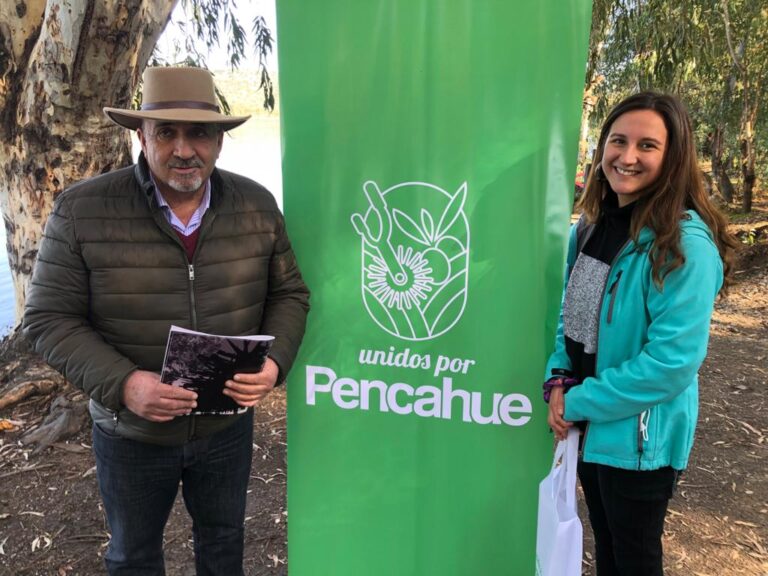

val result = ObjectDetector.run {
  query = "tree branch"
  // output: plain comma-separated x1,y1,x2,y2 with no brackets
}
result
720,0,744,73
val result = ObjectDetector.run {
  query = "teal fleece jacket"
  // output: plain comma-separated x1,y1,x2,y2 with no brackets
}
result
545,210,723,470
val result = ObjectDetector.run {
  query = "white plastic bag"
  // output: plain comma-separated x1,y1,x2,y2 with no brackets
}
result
535,428,583,576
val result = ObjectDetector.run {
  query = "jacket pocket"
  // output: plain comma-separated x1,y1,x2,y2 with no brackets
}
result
606,270,623,324
637,408,656,468
94,420,124,440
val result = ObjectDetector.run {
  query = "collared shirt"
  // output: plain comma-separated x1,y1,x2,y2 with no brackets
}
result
152,177,211,236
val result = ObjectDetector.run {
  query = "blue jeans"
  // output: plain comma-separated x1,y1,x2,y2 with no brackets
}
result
92,411,253,576
578,461,678,576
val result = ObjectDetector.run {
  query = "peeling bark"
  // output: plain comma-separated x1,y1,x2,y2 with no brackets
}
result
0,378,58,410
0,0,177,325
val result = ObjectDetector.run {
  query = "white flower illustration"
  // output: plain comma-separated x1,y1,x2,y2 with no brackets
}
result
366,246,433,311
352,180,469,341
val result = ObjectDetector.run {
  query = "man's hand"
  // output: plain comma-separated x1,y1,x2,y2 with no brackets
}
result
547,387,573,441
121,370,198,422
224,357,279,407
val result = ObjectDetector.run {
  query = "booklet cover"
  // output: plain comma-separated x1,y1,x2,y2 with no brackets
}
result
160,325,275,415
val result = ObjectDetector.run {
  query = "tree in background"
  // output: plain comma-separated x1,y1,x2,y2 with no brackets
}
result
2,0,764,331
720,0,767,212
584,0,767,212
0,0,273,326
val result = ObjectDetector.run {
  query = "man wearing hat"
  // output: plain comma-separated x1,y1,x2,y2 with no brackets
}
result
23,67,309,574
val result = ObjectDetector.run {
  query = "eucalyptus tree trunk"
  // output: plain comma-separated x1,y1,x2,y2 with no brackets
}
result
739,98,758,213
709,126,734,203
579,81,598,166
579,0,611,171
0,0,177,326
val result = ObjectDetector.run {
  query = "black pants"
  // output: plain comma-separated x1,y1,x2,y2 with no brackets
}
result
578,461,678,576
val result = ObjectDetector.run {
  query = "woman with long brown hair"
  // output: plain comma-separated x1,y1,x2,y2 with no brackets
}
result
544,92,737,575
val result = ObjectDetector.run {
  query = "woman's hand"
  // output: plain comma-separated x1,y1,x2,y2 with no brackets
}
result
547,387,573,441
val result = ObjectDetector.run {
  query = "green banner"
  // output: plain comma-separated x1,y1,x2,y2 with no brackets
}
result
278,2,592,574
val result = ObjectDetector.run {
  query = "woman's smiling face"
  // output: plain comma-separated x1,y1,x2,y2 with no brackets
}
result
601,109,668,207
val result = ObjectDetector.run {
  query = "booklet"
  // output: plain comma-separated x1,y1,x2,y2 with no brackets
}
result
159,325,275,416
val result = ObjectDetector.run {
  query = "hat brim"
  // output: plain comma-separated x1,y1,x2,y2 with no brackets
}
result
103,107,250,131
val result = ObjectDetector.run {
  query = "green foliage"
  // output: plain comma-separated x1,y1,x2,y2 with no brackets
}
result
146,0,275,112
251,16,275,111
586,0,768,209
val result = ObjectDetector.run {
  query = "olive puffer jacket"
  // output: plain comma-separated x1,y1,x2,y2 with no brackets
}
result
23,155,310,445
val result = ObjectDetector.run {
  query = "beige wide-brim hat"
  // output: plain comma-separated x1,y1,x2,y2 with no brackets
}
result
103,66,250,131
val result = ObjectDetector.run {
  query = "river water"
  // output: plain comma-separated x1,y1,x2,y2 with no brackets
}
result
0,116,282,337
0,225,12,335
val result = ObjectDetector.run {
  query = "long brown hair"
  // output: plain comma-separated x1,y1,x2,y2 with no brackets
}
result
578,92,737,293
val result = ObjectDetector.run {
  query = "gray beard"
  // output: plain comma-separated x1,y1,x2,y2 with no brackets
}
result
167,174,204,194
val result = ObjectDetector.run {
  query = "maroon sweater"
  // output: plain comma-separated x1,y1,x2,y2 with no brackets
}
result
174,228,200,261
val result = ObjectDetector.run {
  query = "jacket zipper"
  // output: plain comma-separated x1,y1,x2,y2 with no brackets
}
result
185,211,216,442
186,261,197,441
606,270,623,324
581,422,590,457
188,264,197,329
585,239,631,458
151,196,214,443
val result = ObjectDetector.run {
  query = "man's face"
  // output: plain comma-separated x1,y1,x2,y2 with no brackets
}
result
137,120,224,198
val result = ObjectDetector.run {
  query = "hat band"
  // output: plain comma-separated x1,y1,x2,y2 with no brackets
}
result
141,100,220,113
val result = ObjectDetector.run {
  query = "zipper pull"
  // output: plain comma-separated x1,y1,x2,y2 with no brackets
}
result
639,410,650,445
188,264,195,282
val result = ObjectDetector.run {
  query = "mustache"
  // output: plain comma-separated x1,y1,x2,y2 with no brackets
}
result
168,159,203,169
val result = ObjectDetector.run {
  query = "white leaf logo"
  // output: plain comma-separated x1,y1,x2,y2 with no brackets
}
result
351,181,470,341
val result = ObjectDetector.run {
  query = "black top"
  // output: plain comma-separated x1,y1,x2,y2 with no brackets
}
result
563,192,635,382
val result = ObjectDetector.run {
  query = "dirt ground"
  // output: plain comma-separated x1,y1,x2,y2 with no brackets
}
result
0,214,766,576
0,371,288,576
